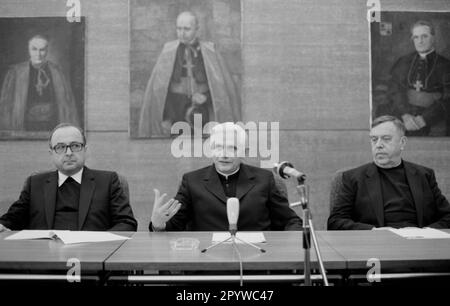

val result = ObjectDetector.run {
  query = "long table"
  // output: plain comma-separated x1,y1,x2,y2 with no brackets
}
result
319,230,450,271
104,231,345,271
0,231,133,282
104,231,345,284
1,230,450,285
318,230,450,283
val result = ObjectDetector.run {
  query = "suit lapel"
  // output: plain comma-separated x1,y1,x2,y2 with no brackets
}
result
44,171,58,229
78,167,95,230
404,162,424,227
203,165,227,204
365,164,385,226
235,165,256,200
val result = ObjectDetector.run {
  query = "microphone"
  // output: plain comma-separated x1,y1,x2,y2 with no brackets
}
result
201,196,266,255
273,161,306,182
226,197,239,236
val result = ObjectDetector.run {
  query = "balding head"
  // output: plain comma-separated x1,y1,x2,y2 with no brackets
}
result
177,11,198,27
176,11,199,44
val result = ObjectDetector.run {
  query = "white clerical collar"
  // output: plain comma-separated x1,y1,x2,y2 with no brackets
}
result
418,49,435,59
58,168,83,187
215,166,240,180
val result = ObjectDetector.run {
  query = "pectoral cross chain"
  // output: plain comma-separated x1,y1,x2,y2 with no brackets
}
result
183,48,196,97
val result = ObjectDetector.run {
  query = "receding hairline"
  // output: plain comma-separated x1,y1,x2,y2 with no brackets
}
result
28,35,49,46
411,20,435,36
49,124,86,147
176,11,198,27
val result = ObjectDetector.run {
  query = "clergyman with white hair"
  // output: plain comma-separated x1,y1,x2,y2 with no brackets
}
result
149,122,302,231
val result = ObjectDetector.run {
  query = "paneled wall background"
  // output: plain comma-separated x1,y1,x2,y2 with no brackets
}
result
1,0,450,230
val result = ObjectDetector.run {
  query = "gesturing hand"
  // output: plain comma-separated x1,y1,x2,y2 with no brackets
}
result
151,189,182,231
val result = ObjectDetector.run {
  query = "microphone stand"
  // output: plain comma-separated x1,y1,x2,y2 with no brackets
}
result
201,229,265,287
296,178,329,286
201,231,266,253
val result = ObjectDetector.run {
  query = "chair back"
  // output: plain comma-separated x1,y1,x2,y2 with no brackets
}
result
117,173,130,199
273,173,288,199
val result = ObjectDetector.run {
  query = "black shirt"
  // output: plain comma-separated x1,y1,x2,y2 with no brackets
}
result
53,177,80,230
377,162,418,228
217,169,240,198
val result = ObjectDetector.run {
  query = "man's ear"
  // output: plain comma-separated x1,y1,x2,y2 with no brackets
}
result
400,136,407,150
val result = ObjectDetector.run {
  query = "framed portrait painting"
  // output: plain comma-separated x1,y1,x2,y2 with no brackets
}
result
130,0,242,138
370,11,450,137
0,17,85,139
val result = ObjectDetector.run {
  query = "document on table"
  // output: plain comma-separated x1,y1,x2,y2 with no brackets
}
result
5,230,130,244
212,232,266,243
388,228,450,239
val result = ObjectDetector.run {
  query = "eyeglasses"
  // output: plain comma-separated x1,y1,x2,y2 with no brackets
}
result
51,142,84,154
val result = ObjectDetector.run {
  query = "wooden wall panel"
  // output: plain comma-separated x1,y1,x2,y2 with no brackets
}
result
242,0,369,130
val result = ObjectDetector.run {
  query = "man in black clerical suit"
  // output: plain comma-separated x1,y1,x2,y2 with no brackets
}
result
328,115,450,230
0,123,137,232
376,20,450,136
149,122,302,231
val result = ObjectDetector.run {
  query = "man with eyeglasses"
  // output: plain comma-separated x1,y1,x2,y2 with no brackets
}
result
149,122,302,231
328,115,450,230
0,123,137,232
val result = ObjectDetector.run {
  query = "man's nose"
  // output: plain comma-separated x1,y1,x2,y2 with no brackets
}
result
65,147,73,155
375,139,384,148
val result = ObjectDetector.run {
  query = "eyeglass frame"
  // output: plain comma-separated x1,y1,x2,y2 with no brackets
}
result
50,142,85,154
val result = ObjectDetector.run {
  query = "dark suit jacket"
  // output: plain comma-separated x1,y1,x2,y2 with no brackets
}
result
327,161,450,230
0,167,137,231
150,164,302,231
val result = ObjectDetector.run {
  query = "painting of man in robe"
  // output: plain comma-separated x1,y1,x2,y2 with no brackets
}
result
130,0,242,138
371,12,450,137
0,17,85,139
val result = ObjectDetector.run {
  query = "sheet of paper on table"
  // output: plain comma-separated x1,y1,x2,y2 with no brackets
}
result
5,230,130,244
388,228,450,239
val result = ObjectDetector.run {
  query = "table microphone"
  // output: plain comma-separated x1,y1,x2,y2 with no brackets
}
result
273,161,306,182
201,196,266,256
226,197,239,236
